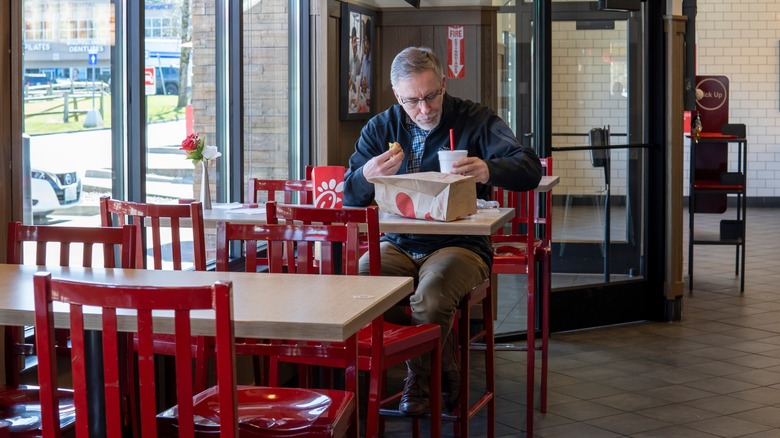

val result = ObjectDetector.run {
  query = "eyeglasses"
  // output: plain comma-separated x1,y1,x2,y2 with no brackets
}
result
399,89,443,108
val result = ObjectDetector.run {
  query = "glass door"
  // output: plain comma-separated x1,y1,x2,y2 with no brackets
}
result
547,6,646,289
501,0,654,333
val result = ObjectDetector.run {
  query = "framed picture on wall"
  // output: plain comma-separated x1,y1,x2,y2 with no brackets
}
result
340,3,374,121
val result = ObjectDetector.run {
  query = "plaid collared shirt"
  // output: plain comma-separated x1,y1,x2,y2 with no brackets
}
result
404,113,431,175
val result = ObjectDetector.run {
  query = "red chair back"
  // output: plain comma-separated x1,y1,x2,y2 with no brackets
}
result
99,196,206,271
6,222,136,269
5,222,137,387
246,178,313,204
216,221,360,275
492,157,553,269
33,272,237,438
266,202,381,275
219,207,441,438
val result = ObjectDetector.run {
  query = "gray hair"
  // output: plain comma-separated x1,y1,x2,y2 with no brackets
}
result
390,47,444,88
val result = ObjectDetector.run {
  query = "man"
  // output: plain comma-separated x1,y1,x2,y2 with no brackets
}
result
348,25,361,92
358,18,372,96
343,47,542,415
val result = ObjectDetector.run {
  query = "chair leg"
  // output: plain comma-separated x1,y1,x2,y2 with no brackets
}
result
491,272,499,320
268,356,280,386
453,280,494,438
121,333,139,437
378,369,388,437
457,300,470,438
365,370,382,438
527,269,536,437
483,283,496,438
347,405,359,438
4,326,21,386
540,253,551,413
193,337,211,392
430,333,442,438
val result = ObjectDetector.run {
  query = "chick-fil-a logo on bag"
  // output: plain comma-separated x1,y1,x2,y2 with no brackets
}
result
394,192,437,221
312,166,345,208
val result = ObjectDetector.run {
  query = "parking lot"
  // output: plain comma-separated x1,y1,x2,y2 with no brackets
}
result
29,119,195,223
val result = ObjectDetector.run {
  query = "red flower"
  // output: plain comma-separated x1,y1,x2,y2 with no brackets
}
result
181,133,200,151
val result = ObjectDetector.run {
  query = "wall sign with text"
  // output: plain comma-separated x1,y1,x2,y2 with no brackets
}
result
447,26,465,79
695,75,729,133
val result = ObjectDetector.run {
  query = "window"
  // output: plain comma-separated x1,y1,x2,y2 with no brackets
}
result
145,17,180,38
19,0,303,266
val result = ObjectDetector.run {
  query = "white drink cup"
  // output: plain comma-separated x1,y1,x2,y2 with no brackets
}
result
438,150,468,174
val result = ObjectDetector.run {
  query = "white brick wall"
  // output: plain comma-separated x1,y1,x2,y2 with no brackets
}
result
552,3,779,200
692,0,780,198
552,21,628,197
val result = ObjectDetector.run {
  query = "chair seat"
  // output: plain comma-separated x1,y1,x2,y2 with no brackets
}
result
491,238,543,257
0,386,75,437
692,179,744,191
357,322,440,358
157,385,355,437
275,322,440,369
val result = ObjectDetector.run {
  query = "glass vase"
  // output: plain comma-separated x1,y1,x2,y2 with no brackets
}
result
200,161,212,210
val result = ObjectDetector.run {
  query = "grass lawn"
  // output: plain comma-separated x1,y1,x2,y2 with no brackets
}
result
23,94,187,135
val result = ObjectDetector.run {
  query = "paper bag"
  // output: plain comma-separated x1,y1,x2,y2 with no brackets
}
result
367,172,476,222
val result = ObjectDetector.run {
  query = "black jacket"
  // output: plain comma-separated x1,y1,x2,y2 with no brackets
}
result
344,94,542,265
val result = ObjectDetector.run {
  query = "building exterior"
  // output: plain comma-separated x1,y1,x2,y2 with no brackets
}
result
22,1,183,82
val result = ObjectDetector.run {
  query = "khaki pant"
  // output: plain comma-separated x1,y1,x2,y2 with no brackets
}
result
359,242,489,376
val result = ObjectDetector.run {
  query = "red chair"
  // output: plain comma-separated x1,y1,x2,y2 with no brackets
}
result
218,208,442,438
437,278,493,438
246,178,313,204
34,272,357,438
491,157,552,437
99,197,212,394
32,272,235,437
99,196,207,272
271,202,378,261
399,270,495,438
244,176,314,272
4,222,136,436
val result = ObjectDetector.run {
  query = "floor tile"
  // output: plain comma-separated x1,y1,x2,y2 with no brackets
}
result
685,415,774,437
584,412,671,435
378,208,780,437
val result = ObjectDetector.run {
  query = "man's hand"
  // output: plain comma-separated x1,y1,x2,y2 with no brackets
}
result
361,145,405,178
451,157,490,184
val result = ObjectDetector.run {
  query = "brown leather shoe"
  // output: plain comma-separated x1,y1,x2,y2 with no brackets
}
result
443,369,461,412
399,372,430,416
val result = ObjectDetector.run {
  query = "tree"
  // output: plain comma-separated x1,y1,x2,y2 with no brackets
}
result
177,0,192,109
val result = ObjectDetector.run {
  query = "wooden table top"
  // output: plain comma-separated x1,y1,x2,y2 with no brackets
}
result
0,264,413,342
193,176,558,235
538,175,560,193
203,205,515,236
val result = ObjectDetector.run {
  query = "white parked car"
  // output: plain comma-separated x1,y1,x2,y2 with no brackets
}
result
31,167,82,217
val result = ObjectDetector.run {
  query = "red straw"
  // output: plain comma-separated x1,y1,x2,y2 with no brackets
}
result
449,129,455,151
